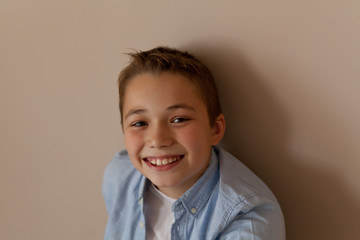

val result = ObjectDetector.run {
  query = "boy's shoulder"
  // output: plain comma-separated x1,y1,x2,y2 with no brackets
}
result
104,150,138,180
102,150,143,200
215,146,279,211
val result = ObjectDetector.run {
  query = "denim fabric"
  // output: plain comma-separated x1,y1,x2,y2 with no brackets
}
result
102,146,285,240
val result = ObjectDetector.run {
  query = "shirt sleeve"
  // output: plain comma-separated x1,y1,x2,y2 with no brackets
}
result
102,161,116,214
218,203,286,240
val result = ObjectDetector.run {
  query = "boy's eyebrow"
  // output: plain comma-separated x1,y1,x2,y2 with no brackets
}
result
166,103,196,112
124,109,147,120
124,104,196,120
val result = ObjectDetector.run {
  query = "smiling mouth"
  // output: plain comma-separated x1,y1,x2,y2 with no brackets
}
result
143,155,184,166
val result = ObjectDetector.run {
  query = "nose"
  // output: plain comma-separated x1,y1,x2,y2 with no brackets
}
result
146,122,174,148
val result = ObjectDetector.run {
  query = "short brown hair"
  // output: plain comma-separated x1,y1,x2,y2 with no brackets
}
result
118,46,222,126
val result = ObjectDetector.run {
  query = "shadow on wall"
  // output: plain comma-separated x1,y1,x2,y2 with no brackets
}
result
185,43,360,240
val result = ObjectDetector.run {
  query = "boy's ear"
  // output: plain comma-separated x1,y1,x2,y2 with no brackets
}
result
211,114,225,145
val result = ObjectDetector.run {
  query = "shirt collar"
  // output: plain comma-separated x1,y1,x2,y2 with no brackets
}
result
175,147,219,216
138,173,150,201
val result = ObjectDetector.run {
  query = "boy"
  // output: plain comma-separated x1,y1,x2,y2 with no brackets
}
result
102,47,285,239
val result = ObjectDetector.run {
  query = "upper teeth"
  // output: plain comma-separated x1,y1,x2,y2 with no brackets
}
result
148,157,180,166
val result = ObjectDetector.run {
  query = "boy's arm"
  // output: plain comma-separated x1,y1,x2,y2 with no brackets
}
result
102,154,123,214
218,203,286,240
102,162,115,214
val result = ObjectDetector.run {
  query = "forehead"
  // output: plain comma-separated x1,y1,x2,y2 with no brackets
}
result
125,72,200,98
130,72,195,88
123,73,204,111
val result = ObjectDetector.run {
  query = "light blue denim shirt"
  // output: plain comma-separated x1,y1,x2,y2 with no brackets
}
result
102,146,286,240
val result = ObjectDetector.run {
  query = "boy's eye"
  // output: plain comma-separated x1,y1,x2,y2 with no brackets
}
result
172,117,190,123
131,121,148,127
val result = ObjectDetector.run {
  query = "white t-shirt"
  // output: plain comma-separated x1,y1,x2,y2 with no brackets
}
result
144,184,176,240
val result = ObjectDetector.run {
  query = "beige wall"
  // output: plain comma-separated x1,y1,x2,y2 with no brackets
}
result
1,1,359,239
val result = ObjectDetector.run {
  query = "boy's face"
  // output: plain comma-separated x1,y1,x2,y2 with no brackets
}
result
122,72,224,198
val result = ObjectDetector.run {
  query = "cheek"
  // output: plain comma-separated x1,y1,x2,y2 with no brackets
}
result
124,132,145,169
178,126,212,150
124,131,143,155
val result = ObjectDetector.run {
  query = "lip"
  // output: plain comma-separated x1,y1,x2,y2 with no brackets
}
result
143,155,184,171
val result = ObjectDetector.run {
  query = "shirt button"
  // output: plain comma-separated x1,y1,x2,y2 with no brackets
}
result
139,197,143,205
139,221,144,228
191,208,197,214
